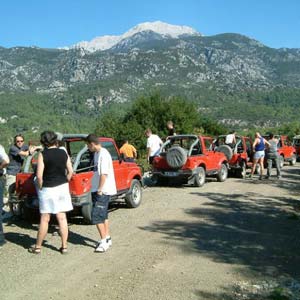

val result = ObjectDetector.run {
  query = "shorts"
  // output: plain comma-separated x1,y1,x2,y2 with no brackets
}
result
91,192,110,224
254,150,265,159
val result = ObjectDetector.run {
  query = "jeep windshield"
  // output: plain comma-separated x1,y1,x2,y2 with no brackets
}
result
162,135,200,156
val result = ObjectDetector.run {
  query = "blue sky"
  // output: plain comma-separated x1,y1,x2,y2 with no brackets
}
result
1,0,299,49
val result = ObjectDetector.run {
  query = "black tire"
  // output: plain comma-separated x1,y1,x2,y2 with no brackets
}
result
279,155,284,168
81,193,92,224
193,167,206,187
217,163,228,182
237,161,247,179
21,203,39,223
216,145,233,160
125,179,142,208
153,176,168,186
166,146,187,169
289,154,297,166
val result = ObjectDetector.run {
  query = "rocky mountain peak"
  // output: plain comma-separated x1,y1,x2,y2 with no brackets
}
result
67,21,201,52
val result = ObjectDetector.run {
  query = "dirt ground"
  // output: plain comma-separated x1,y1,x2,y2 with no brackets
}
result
1,164,300,300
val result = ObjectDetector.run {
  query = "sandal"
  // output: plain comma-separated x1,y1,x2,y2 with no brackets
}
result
28,246,41,254
59,247,68,254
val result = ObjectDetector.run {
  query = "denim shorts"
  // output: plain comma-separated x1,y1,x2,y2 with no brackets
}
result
254,150,265,159
91,192,110,225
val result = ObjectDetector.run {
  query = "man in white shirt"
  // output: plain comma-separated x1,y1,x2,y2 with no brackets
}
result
145,128,163,164
225,131,236,148
86,134,117,253
0,145,9,247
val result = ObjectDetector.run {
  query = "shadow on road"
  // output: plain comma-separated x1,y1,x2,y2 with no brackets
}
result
141,191,300,280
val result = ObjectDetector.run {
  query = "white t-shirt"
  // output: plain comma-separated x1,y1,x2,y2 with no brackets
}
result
147,134,163,157
91,147,117,195
225,134,235,144
0,145,9,163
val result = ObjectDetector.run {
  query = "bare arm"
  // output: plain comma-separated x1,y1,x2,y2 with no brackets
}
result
36,152,44,190
66,156,73,181
147,147,151,161
252,138,259,151
264,139,271,147
18,150,30,156
97,174,107,194
0,158,9,169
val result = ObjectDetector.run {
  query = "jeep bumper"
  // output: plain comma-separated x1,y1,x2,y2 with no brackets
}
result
152,169,197,180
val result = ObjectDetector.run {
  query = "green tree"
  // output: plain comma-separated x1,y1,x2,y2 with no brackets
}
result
95,93,227,155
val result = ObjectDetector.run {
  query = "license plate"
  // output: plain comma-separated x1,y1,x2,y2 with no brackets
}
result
165,172,178,177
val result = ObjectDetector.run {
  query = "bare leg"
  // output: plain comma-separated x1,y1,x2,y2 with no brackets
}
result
56,212,68,249
259,157,265,176
96,219,109,239
251,158,258,175
36,213,50,248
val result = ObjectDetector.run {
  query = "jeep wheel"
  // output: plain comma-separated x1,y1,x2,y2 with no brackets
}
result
21,203,39,223
279,155,284,168
81,194,92,224
193,167,206,187
238,161,247,179
289,154,297,166
217,163,228,182
125,179,142,208
166,146,187,169
216,145,233,160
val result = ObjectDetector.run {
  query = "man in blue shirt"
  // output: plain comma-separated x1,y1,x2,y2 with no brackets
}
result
5,134,35,212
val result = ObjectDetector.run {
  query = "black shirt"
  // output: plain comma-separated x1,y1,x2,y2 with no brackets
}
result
42,148,68,187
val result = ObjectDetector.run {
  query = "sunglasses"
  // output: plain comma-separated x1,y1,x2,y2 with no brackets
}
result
16,140,24,143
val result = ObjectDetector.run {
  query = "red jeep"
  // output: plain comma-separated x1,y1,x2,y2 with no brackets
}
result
263,135,297,167
213,135,255,178
292,135,300,161
12,134,143,223
152,134,228,187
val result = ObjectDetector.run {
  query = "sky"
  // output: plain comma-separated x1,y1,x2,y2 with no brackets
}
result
1,0,299,49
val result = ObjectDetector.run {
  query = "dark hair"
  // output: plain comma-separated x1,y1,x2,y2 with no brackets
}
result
14,134,24,143
269,133,274,139
145,128,152,135
85,134,100,145
40,131,57,147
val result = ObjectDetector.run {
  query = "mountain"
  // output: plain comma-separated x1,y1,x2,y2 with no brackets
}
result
66,21,201,52
0,21,300,144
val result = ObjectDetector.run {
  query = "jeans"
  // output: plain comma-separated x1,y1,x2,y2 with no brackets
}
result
0,176,5,243
267,154,281,177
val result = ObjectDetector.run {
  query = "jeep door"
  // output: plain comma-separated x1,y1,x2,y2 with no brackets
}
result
101,141,127,192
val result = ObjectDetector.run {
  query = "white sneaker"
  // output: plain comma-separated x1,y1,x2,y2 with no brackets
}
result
106,236,112,247
95,240,109,253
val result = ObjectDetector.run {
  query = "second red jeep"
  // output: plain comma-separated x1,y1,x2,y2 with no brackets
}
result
152,134,228,187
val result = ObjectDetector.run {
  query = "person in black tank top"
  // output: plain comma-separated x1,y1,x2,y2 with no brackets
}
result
42,147,68,187
29,131,73,254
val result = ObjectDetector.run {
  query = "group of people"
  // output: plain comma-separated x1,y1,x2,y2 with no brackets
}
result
0,131,117,254
248,132,281,179
0,123,281,252
225,131,281,180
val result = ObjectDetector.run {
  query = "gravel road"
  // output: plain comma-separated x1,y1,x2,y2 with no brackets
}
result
1,164,300,300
